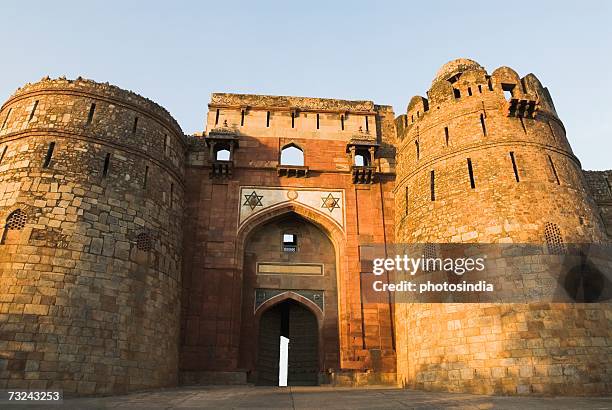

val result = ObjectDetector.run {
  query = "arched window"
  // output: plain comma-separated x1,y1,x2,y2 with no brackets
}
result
544,222,565,255
5,209,26,230
135,232,153,252
353,149,370,167
354,154,365,166
216,148,231,161
214,143,231,161
280,144,304,166
1,209,27,244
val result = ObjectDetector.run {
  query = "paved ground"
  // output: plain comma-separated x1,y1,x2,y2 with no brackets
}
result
6,386,612,409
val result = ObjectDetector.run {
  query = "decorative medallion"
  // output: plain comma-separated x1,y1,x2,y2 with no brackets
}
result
321,193,341,213
287,190,298,201
243,191,263,210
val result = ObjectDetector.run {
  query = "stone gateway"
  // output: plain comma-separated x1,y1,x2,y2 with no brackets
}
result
0,59,610,396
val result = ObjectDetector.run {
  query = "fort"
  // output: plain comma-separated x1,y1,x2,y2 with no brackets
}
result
0,59,610,396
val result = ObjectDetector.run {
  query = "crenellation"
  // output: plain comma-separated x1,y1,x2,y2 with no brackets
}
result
205,93,381,145
393,59,611,396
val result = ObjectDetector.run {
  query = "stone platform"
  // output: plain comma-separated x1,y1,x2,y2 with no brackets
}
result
7,386,612,409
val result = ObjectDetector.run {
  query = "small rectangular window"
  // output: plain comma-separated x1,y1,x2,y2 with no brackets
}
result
340,115,345,130
102,153,111,177
283,233,297,252
316,113,320,129
43,142,55,168
0,145,7,165
480,113,487,136
365,116,369,132
478,85,482,93
548,155,560,185
547,121,556,141
28,100,39,122
266,111,270,128
502,84,515,101
1,108,12,130
132,117,139,135
291,112,295,128
510,151,520,182
143,165,149,189
467,158,475,189
415,140,420,160
444,127,449,146
453,88,461,99
467,87,472,96
87,103,96,124
430,170,435,201
215,109,220,125
241,110,245,127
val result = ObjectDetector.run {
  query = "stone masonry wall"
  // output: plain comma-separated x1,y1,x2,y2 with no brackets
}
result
584,170,612,240
393,60,611,395
0,78,185,395
0,63,609,397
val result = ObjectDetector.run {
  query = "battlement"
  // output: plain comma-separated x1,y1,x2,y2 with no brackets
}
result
4,76,183,136
209,92,376,114
204,93,395,144
0,77,187,177
395,59,559,137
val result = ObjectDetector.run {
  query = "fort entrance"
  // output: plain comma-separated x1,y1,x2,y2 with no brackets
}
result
256,300,319,385
239,211,340,385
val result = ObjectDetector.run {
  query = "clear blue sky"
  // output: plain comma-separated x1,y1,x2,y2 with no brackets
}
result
1,1,610,169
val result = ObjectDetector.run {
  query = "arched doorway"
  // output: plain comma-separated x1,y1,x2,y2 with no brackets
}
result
238,210,340,386
256,299,319,386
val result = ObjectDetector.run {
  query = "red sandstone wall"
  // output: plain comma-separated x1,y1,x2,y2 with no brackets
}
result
180,96,397,384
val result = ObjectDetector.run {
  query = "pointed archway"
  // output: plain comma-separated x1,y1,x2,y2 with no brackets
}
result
237,206,342,385
256,298,319,386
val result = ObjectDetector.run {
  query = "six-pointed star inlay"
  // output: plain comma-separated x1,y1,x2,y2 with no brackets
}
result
321,193,340,213
243,191,263,210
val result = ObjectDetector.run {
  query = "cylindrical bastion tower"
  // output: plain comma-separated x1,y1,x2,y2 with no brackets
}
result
393,59,610,395
0,77,185,394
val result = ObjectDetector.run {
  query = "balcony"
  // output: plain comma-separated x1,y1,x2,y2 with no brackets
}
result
351,165,377,184
210,160,233,178
277,165,309,178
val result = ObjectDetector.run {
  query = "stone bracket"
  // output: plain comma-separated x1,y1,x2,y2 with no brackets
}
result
506,98,538,118
277,165,309,177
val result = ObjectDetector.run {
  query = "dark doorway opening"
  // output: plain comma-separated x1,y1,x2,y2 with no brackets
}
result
256,300,319,386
